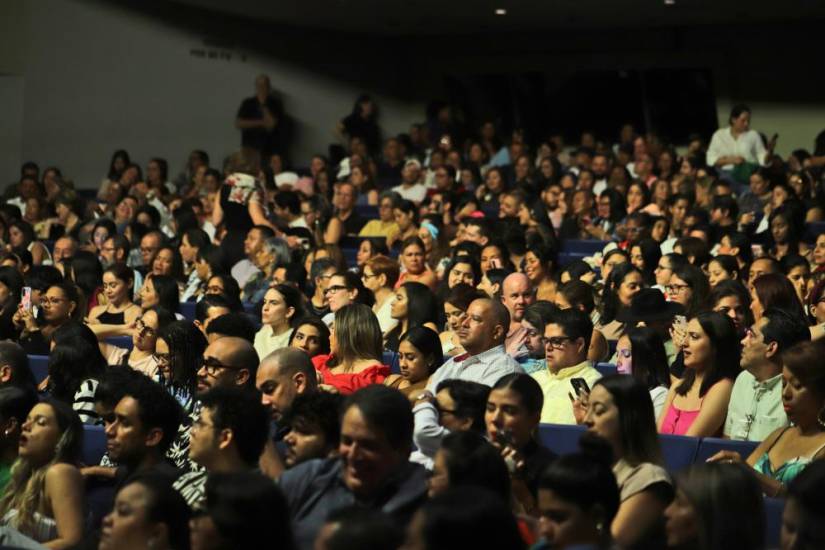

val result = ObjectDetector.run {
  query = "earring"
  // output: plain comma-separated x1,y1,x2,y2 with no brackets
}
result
817,408,825,430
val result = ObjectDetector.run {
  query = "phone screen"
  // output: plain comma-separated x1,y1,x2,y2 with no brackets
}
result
21,287,32,311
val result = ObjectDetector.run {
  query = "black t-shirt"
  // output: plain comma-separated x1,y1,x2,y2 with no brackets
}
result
219,185,254,233
237,95,283,154
376,161,403,189
340,211,366,236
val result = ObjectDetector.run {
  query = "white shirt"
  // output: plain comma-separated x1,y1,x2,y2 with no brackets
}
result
231,258,260,289
391,183,428,204
426,345,524,393
706,128,769,169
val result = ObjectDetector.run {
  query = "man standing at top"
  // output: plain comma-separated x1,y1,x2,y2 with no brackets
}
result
235,74,285,159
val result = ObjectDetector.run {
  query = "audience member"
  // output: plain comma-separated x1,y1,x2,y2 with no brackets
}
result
279,385,427,549
311,304,389,394
532,308,602,424
426,298,522,391
725,308,810,441
173,386,269,510
665,462,764,550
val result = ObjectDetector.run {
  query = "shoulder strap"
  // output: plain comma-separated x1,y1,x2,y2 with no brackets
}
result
765,426,793,454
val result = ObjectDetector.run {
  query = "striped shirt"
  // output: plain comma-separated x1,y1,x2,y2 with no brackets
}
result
73,379,100,425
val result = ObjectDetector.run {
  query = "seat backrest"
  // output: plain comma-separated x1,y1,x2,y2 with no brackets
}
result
104,335,133,351
659,433,700,471
694,437,759,464
595,363,617,377
538,423,586,456
28,355,49,384
180,301,197,321
82,424,107,466
382,351,400,374
763,497,785,549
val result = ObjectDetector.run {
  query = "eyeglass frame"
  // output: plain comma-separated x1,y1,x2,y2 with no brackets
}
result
198,356,247,376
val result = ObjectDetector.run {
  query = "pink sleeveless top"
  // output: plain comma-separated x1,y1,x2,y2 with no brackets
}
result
659,402,700,435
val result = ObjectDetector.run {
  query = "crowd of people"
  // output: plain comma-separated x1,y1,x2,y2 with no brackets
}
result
0,80,824,549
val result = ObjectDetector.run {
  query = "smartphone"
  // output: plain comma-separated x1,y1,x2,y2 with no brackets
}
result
21,287,32,311
494,428,515,448
571,377,590,398
490,258,502,269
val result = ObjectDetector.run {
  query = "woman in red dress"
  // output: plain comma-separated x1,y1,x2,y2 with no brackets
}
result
312,303,389,394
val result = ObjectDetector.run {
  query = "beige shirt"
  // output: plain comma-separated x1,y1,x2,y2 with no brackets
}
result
612,459,671,501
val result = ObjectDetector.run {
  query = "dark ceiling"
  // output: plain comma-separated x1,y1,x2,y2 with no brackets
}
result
170,0,825,35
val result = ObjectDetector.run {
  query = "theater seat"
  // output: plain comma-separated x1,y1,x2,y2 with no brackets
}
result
595,363,617,377
561,239,605,255
659,434,699,471
180,301,197,321
28,355,49,384
104,335,133,350
382,351,399,374
538,423,585,456
82,424,107,466
764,497,784,549
694,437,759,464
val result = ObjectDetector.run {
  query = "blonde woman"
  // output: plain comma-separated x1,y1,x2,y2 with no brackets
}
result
0,399,84,548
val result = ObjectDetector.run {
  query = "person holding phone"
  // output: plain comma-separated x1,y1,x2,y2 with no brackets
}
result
485,373,556,517
532,308,602,425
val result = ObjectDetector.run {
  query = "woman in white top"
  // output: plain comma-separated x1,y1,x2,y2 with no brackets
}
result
0,400,84,548
253,284,304,359
615,327,671,420
706,104,774,174
361,254,399,337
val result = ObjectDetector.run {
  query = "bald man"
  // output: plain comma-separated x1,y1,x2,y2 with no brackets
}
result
196,336,259,397
425,298,523,392
502,272,535,359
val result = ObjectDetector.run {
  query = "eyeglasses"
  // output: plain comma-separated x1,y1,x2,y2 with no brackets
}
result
436,406,458,418
361,272,378,281
41,297,67,306
541,336,572,349
324,285,347,295
666,283,691,294
199,356,245,376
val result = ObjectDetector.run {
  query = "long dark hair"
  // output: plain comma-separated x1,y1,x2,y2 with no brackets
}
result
287,316,331,356
158,320,207,399
600,263,642,324
752,273,806,322
594,375,663,466
676,312,740,398
399,326,444,377
148,274,180,313
671,264,711,318
625,326,671,391
631,238,661,286
48,322,107,403
400,282,440,328
676,463,765,550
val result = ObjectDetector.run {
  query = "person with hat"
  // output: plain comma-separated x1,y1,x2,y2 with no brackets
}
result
616,288,684,367
392,159,428,204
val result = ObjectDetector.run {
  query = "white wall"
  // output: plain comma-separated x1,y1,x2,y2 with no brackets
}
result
2,0,423,188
